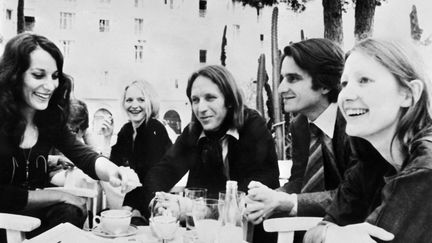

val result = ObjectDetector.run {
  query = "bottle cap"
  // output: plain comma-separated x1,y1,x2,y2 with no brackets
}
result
226,180,238,188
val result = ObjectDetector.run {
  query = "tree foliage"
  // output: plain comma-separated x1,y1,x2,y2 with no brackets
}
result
233,0,277,9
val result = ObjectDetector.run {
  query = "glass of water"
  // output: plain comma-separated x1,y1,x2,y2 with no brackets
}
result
149,195,180,242
184,187,207,230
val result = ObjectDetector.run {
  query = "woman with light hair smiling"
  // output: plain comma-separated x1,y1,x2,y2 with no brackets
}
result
304,38,432,242
109,80,172,223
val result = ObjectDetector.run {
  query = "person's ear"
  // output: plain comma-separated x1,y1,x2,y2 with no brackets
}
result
400,79,423,107
321,87,330,95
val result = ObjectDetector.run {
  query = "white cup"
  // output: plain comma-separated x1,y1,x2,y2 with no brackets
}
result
94,209,132,235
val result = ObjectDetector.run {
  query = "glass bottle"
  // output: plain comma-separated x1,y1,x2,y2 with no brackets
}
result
218,180,243,243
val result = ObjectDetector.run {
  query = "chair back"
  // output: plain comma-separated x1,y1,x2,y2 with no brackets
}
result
0,213,41,243
263,217,322,243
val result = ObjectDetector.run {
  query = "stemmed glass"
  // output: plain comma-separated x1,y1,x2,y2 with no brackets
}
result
149,195,180,242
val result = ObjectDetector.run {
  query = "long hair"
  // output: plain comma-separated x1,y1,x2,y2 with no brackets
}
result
283,38,345,103
352,38,432,156
122,80,160,124
186,65,244,131
0,32,71,145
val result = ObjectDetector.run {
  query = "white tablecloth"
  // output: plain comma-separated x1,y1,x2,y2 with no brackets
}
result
25,223,185,243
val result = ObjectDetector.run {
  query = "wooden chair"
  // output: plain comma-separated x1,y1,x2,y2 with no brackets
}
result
0,213,41,243
44,186,99,229
263,217,322,243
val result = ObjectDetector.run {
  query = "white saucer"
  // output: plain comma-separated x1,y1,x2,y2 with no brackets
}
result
92,224,138,238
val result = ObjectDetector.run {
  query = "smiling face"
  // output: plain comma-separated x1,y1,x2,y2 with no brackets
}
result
123,85,147,127
278,56,330,120
338,51,410,142
22,47,59,114
190,76,228,132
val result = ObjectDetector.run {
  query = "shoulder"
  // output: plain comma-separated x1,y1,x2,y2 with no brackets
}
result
239,108,271,140
0,133,14,155
242,108,266,129
405,135,432,171
147,118,166,130
118,122,133,135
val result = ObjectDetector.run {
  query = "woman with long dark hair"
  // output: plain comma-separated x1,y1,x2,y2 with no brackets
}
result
0,33,139,238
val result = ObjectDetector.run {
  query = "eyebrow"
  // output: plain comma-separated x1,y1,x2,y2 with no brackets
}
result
284,73,303,79
30,68,46,72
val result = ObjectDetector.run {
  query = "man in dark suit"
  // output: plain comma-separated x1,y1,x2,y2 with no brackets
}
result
246,39,354,239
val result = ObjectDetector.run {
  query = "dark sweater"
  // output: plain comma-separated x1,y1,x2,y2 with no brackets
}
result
323,136,432,242
0,125,100,213
110,118,172,209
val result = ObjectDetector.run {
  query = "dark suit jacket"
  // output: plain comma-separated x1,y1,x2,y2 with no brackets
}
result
280,109,355,216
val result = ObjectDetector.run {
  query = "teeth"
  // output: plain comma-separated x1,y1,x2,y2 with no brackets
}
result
346,108,368,116
35,93,50,99
129,110,142,114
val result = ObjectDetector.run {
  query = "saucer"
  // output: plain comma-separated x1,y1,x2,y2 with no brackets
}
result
92,224,138,238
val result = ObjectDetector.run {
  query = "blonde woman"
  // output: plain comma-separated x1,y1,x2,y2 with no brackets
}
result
110,80,172,219
305,38,432,242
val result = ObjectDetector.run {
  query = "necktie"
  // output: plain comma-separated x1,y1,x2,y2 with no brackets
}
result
321,131,342,187
301,123,325,193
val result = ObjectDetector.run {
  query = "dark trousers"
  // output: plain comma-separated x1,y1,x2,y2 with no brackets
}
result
22,203,86,239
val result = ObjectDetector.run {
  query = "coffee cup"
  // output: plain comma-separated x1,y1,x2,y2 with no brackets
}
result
94,209,132,235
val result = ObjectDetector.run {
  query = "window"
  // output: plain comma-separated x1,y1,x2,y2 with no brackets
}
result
134,0,144,7
6,9,12,20
60,40,74,57
134,40,145,62
99,19,110,32
134,18,144,35
24,16,35,31
199,0,207,17
199,49,207,63
59,12,75,30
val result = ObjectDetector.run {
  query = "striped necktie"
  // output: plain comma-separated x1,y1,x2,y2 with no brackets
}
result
301,123,325,193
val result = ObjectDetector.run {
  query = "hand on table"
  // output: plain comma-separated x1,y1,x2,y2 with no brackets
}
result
151,192,190,219
325,222,394,243
245,180,295,224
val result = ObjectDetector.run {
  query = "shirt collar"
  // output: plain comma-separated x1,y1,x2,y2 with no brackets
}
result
198,127,240,142
309,103,337,139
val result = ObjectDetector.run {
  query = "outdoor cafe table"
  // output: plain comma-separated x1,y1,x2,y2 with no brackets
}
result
25,222,186,243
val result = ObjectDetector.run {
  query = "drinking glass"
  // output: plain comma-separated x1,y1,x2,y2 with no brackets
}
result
192,198,221,243
184,187,207,230
149,196,180,242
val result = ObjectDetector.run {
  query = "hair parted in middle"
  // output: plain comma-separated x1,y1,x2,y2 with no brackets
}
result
283,38,345,103
186,65,245,130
